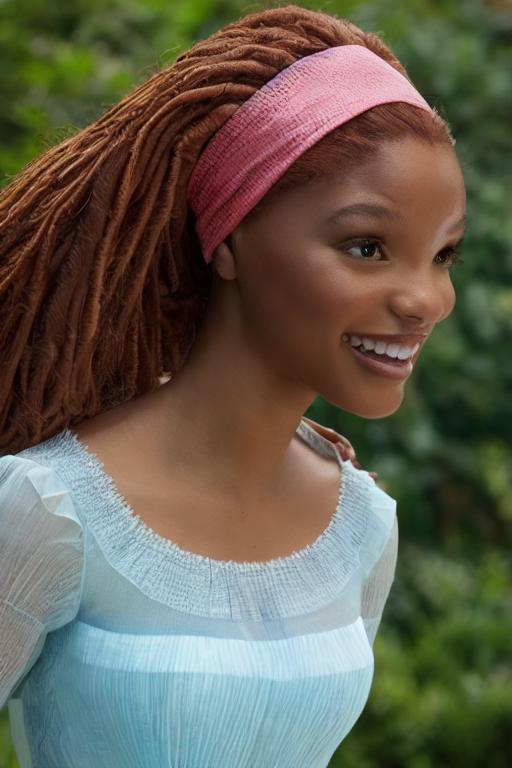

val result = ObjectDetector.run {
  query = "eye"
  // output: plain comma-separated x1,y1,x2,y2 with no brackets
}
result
434,245,466,269
339,238,466,269
342,239,385,261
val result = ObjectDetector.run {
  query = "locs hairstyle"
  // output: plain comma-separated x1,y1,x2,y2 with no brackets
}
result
0,4,455,455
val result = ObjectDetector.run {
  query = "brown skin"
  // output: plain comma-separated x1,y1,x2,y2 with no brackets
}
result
76,136,466,512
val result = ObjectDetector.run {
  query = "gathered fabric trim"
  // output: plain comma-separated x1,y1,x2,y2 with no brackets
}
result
22,420,394,621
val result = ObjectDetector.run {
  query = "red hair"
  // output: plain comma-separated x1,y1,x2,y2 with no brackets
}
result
0,4,454,454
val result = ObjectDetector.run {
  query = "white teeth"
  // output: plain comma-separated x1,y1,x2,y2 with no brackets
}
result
384,344,401,358
342,334,420,360
362,337,375,351
398,346,418,360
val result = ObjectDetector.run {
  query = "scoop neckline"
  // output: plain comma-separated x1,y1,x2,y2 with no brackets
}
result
62,418,352,572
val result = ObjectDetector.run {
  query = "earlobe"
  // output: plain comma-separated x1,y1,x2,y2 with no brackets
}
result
211,238,237,280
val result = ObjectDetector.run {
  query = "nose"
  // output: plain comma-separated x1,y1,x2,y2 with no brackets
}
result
391,271,456,327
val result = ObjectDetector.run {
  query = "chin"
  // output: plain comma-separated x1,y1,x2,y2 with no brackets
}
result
359,404,401,419
326,391,405,420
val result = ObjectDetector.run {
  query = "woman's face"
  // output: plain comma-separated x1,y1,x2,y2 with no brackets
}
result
214,136,467,419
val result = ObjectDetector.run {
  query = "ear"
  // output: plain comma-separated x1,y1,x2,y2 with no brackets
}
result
210,234,237,280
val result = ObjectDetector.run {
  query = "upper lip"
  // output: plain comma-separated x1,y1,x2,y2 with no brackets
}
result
344,333,428,346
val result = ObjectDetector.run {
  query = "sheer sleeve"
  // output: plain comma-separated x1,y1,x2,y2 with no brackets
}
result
359,482,399,648
0,454,85,709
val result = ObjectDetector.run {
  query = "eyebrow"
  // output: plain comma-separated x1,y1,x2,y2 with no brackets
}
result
325,202,467,234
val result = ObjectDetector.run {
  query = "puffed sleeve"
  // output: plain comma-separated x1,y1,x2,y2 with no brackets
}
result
359,480,399,648
0,454,85,709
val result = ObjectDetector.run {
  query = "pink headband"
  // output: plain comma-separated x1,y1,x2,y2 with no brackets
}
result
187,44,433,264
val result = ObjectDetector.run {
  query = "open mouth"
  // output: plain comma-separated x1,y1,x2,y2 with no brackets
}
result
342,336,419,380
350,343,411,366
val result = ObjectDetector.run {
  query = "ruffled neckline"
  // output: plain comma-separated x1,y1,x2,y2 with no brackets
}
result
30,419,385,620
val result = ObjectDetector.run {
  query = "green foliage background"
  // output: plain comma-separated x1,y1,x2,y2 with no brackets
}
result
0,1,510,766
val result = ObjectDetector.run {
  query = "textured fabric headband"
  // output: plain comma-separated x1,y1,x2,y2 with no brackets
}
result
187,44,433,264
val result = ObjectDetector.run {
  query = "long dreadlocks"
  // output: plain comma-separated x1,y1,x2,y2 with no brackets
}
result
0,4,454,454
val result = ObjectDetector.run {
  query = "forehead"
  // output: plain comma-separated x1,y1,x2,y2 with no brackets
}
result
319,138,466,207
237,138,466,243
261,137,467,236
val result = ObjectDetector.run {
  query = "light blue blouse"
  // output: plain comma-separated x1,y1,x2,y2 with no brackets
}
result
0,419,398,767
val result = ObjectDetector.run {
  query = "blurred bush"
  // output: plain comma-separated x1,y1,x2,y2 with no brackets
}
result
1,1,510,766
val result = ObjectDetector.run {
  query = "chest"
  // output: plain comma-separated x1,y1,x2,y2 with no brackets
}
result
72,427,342,564
17,616,374,767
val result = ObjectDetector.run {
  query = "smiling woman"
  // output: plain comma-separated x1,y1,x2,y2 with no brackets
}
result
0,3,465,767
216,135,466,418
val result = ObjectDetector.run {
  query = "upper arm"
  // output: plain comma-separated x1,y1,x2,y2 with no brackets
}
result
361,514,399,647
0,455,85,708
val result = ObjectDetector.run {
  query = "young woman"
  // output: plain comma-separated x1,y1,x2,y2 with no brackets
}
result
0,4,466,766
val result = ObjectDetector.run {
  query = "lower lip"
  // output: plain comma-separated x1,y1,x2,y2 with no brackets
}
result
346,343,414,380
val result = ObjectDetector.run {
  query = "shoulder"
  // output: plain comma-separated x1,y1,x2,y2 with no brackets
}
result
0,450,86,708
0,449,85,550
360,476,398,580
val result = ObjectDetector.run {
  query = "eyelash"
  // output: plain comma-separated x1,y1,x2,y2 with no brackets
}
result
341,238,465,268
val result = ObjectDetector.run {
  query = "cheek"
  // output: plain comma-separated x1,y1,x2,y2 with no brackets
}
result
282,260,367,330
246,247,348,338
